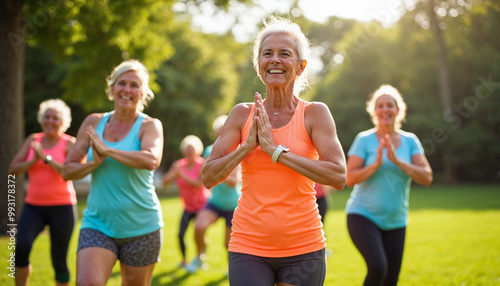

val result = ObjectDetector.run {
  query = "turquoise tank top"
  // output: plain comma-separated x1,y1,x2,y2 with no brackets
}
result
81,112,164,238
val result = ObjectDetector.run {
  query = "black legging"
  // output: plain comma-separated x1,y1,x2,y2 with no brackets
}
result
316,196,328,224
15,203,76,283
178,210,197,260
347,214,406,286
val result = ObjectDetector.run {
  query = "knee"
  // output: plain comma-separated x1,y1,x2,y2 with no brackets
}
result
76,275,105,286
194,222,208,234
366,261,388,284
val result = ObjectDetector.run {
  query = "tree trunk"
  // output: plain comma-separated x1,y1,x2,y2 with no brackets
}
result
1,0,26,234
428,0,456,183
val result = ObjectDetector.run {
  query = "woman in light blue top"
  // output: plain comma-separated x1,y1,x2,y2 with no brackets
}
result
345,84,432,286
63,60,164,286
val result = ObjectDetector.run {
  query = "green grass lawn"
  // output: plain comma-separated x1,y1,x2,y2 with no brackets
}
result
1,184,499,285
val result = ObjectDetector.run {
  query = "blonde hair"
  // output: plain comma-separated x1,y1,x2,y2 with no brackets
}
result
180,135,204,156
106,59,154,111
37,99,72,132
252,15,311,96
366,84,407,130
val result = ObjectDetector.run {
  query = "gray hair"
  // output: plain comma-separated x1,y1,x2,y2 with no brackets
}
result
37,99,72,132
252,15,311,96
212,115,228,135
106,59,154,111
180,135,204,156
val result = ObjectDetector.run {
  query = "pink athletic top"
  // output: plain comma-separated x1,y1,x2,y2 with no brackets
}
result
25,133,76,206
175,156,210,213
229,99,326,257
315,183,326,198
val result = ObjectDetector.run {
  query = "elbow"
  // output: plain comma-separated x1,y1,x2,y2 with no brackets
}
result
345,174,355,189
423,174,433,187
61,168,73,181
328,171,346,191
202,173,216,189
334,174,347,190
145,160,160,171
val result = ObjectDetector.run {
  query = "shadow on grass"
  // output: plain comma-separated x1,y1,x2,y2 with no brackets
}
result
204,274,229,286
151,267,190,286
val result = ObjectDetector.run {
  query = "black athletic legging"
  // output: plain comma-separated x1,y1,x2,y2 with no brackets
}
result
347,214,406,286
15,203,76,283
178,209,197,260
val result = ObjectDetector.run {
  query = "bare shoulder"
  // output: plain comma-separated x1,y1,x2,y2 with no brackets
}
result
304,101,334,129
142,116,162,126
228,102,254,129
140,116,163,139
304,101,331,115
83,113,105,127
26,133,36,142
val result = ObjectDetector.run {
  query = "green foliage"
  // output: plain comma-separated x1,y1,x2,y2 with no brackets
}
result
147,27,242,168
304,0,500,182
23,0,177,110
20,0,500,182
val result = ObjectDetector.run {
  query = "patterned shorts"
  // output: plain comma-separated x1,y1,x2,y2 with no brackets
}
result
77,228,162,266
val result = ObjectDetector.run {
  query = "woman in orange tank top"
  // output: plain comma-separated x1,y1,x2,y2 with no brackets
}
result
202,16,347,286
9,99,76,286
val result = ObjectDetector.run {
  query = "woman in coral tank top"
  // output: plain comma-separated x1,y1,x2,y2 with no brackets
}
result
202,16,347,286
9,99,77,286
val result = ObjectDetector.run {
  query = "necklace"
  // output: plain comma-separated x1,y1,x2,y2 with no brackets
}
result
272,106,280,116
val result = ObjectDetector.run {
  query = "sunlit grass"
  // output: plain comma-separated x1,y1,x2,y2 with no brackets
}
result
1,185,499,285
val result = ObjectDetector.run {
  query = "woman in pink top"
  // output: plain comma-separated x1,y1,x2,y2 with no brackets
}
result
162,135,210,268
9,99,76,286
202,16,346,286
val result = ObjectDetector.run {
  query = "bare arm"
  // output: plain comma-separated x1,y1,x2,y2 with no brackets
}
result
178,161,205,188
202,103,256,189
162,161,179,186
87,118,164,171
8,134,38,175
384,134,433,186
256,99,347,190
346,134,433,187
346,140,384,188
223,164,241,187
62,114,103,180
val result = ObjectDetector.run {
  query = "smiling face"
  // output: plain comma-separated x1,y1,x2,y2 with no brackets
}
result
111,70,143,111
375,94,399,127
42,108,63,135
258,32,305,90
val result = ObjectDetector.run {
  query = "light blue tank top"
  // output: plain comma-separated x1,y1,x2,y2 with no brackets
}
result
81,112,164,238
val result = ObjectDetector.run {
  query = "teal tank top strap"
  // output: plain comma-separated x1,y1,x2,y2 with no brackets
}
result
95,112,112,136
130,112,146,135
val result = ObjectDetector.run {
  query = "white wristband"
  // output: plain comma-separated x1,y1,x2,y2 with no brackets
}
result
271,145,289,163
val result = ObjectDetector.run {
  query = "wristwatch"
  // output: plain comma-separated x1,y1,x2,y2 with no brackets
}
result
271,145,289,163
44,155,53,164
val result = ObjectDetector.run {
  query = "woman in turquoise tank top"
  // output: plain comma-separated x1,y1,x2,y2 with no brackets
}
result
63,60,164,286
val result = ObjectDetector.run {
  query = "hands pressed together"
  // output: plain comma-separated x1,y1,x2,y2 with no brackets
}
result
244,92,277,156
86,125,108,166
375,134,401,168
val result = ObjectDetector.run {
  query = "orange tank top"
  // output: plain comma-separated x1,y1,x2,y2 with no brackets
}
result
229,99,326,257
25,133,76,206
